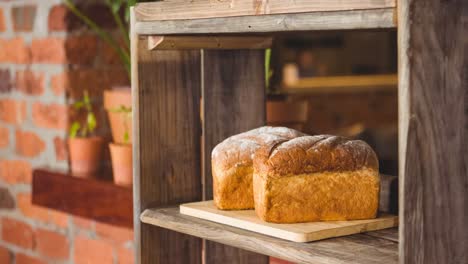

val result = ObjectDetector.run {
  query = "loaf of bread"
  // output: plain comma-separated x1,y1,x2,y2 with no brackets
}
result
211,126,305,210
253,135,380,223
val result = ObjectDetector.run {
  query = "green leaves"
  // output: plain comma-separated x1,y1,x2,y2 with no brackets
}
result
69,90,98,138
109,105,132,143
69,122,81,138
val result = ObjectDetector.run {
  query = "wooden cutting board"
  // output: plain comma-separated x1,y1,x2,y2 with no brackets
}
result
180,200,398,243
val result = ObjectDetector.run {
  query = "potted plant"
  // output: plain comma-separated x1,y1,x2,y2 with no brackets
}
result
104,88,132,144
108,105,133,187
68,91,104,177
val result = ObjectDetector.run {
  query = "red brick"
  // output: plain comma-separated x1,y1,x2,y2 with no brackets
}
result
0,99,26,124
48,4,67,31
0,160,32,184
0,69,11,93
58,69,129,99
95,222,133,243
17,192,69,228
51,72,66,95
74,236,114,264
2,217,35,249
0,126,9,148
11,5,36,32
17,192,49,221
0,38,30,63
15,130,46,157
16,253,47,264
31,38,65,63
117,247,134,264
49,210,69,229
53,136,68,161
36,229,69,259
0,9,5,32
73,216,94,230
0,246,11,264
65,35,98,65
32,103,68,130
15,70,44,95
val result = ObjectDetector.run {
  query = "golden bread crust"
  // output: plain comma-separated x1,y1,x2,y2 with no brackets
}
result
253,135,380,223
254,135,379,177
212,126,305,210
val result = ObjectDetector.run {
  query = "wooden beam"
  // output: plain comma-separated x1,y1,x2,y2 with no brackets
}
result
135,8,396,35
132,13,203,263
32,169,133,228
202,50,268,263
135,0,395,21
148,36,272,50
398,0,467,263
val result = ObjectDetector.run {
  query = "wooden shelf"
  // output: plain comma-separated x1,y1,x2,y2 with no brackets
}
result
32,169,133,228
141,207,398,264
281,74,398,94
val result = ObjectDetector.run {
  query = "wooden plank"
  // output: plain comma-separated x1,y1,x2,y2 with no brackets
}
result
141,207,399,264
135,8,396,35
32,169,132,228
148,36,272,50
132,12,203,263
284,74,398,89
135,0,395,21
364,228,398,243
398,0,467,263
180,201,398,243
202,50,267,263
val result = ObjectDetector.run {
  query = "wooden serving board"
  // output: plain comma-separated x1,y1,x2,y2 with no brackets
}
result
180,200,398,243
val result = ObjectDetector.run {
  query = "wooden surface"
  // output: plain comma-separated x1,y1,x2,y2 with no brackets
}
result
32,169,132,228
135,8,396,35
398,0,468,263
135,0,395,21
283,74,397,94
141,207,399,264
148,36,272,50
132,31,203,264
202,50,268,263
180,201,398,243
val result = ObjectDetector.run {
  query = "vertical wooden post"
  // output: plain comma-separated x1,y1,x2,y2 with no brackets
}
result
201,50,269,264
132,10,203,263
398,0,467,263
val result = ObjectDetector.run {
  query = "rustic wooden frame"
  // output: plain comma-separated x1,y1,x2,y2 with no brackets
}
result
131,0,467,263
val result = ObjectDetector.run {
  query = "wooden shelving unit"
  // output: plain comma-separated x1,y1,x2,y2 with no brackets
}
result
130,1,466,264
32,169,132,228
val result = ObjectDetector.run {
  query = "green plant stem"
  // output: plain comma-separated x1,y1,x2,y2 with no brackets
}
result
64,0,130,78
110,5,130,51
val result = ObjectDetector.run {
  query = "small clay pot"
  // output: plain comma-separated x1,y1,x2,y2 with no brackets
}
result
104,89,132,144
68,137,104,177
109,143,133,187
266,100,309,131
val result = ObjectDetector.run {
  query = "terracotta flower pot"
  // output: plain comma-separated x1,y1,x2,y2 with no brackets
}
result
68,137,104,177
109,143,133,187
266,100,309,131
104,89,132,144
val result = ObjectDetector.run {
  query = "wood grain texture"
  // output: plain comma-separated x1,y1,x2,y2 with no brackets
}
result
398,0,468,263
132,31,203,263
180,201,398,243
148,36,272,50
141,207,398,264
135,0,395,21
202,50,267,263
32,169,132,228
135,8,396,35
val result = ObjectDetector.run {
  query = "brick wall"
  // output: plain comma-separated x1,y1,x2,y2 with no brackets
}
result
0,1,132,264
